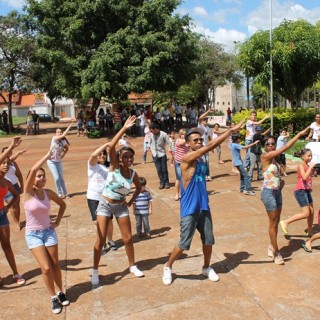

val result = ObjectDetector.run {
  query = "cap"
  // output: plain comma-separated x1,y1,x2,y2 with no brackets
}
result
256,126,262,131
185,127,205,140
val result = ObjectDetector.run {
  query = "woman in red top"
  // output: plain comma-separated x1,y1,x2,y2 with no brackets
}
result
0,137,25,286
280,148,315,236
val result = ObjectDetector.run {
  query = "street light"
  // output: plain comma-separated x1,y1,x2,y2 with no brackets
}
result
270,0,274,135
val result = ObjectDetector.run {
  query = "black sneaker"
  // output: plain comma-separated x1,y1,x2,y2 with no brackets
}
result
57,292,70,306
101,243,108,255
51,298,62,314
108,240,118,251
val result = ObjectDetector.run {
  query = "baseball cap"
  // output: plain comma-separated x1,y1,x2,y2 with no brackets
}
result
256,126,262,131
185,127,205,140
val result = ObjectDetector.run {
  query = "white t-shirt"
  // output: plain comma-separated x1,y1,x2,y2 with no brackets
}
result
245,120,256,140
87,162,109,200
119,138,128,147
276,135,287,150
310,122,320,140
49,137,68,162
175,105,183,114
5,164,18,185
198,124,212,145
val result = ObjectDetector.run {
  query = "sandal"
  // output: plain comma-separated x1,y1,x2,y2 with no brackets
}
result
13,274,26,285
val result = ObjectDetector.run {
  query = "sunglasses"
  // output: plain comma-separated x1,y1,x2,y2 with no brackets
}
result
193,138,204,143
265,142,276,146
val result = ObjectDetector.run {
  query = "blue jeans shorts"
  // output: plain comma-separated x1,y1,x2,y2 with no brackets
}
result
294,189,313,207
174,162,182,180
178,210,214,251
25,227,58,249
260,188,282,212
96,196,129,218
0,209,9,227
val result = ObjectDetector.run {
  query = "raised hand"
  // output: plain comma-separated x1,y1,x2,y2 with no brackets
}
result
124,116,136,129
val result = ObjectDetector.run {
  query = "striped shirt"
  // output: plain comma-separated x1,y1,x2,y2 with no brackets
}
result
174,138,189,163
133,191,152,215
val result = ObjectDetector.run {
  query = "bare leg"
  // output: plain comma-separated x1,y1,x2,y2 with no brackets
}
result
166,246,184,268
46,245,63,292
0,225,19,275
174,179,180,200
93,215,110,269
117,216,135,266
107,220,114,242
267,208,281,253
203,244,212,268
31,246,57,296
282,205,312,232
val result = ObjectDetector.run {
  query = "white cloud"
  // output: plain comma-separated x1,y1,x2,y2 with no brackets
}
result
246,0,320,35
192,6,208,17
192,23,247,51
0,0,25,9
211,8,240,24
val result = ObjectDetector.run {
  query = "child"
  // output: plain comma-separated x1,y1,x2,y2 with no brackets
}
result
119,133,136,148
168,130,176,166
133,177,153,238
230,133,259,195
280,148,315,236
212,123,225,164
276,128,290,176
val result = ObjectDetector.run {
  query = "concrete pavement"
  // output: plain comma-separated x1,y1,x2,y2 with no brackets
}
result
0,125,319,319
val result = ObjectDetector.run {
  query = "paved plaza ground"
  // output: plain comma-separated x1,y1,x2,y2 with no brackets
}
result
0,122,320,319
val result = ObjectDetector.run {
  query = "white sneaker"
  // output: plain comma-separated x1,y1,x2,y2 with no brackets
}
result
91,269,99,285
202,266,220,282
129,265,144,277
162,264,172,285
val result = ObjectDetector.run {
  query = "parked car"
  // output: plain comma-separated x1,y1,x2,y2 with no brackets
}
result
38,114,60,122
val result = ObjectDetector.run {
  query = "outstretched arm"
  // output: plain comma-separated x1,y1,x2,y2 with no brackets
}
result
88,140,110,166
24,150,52,194
263,126,310,161
0,137,22,164
109,116,136,168
198,108,214,123
55,123,74,141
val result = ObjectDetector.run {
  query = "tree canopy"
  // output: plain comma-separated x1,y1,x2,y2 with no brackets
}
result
238,19,320,107
26,0,200,106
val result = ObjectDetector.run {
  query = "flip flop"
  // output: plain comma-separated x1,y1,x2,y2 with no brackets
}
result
301,243,312,253
280,220,288,234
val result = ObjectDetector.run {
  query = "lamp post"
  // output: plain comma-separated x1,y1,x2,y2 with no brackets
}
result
270,0,274,135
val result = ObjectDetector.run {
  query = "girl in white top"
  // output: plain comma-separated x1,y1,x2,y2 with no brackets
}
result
2,147,25,230
87,141,116,252
47,123,73,198
306,113,320,141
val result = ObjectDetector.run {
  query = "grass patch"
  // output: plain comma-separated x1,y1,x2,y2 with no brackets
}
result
285,139,308,156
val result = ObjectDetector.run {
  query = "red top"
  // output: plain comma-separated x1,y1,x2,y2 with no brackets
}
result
295,163,312,191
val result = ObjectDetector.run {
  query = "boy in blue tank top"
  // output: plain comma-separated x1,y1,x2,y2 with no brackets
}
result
162,119,246,285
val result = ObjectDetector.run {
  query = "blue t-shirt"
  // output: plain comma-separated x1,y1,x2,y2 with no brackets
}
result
231,143,244,166
180,159,209,217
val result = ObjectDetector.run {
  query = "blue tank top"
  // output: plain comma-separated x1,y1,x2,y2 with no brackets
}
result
180,159,209,217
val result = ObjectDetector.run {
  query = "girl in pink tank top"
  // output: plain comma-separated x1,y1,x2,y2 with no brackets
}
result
23,149,69,314
280,149,316,237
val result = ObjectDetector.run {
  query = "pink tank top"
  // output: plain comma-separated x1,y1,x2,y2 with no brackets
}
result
24,190,52,231
295,164,312,191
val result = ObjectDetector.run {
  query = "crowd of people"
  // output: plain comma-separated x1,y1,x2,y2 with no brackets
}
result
1,109,320,315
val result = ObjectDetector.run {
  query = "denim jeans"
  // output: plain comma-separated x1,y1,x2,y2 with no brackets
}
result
47,160,68,196
135,214,150,235
244,138,252,168
248,153,263,180
203,153,210,176
236,164,252,192
152,155,169,186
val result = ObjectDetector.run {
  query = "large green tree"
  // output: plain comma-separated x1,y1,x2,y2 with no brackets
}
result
0,11,35,131
238,19,320,108
26,0,199,107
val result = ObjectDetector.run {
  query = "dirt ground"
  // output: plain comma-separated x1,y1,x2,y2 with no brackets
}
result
0,122,319,320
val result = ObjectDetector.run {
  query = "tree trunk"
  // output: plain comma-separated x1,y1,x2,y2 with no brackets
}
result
50,97,56,118
92,97,101,110
8,92,13,133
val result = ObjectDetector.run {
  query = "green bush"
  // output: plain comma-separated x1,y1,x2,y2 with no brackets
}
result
284,139,308,156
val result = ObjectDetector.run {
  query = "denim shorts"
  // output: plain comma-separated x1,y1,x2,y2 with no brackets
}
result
25,227,58,249
96,196,129,218
260,188,282,212
178,211,214,251
0,209,9,227
294,189,313,207
174,162,182,180
4,183,21,202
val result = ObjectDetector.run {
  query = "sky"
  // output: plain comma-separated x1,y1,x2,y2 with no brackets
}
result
1,0,320,51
